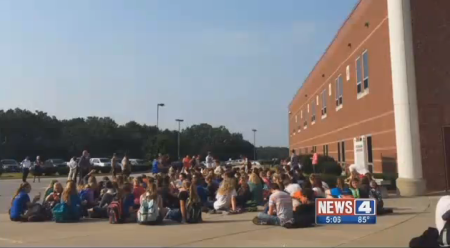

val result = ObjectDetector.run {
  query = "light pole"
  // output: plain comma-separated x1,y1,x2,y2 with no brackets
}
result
156,103,165,129
176,119,184,160
252,129,257,160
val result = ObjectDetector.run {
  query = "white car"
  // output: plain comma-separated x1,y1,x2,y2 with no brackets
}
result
90,158,112,173
130,159,146,167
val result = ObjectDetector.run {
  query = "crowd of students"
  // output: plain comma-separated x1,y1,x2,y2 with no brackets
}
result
8,159,389,228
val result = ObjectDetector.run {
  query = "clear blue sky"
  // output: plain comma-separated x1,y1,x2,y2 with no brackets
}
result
0,0,358,147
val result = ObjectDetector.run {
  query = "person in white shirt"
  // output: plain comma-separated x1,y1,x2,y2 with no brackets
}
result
436,195,450,234
67,156,78,181
205,152,214,169
21,156,31,182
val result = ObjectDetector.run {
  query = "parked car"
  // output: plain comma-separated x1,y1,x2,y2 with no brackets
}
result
1,159,20,172
90,158,112,173
43,159,68,175
130,159,149,172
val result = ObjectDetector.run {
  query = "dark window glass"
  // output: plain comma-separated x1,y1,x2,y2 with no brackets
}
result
367,136,373,163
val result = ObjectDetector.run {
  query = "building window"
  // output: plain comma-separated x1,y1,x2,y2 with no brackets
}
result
301,110,303,118
322,144,329,156
356,50,369,96
304,147,308,154
312,146,317,153
297,125,301,133
367,135,373,163
356,56,362,93
321,89,327,117
338,141,345,162
295,115,298,123
362,51,369,90
335,75,343,109
337,142,341,162
311,100,316,123
304,108,308,128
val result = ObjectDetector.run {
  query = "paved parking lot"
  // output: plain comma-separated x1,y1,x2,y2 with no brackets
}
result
0,177,439,247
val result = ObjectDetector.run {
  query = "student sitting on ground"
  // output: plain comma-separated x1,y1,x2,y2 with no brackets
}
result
369,181,393,215
359,176,371,198
211,178,237,214
293,188,315,228
166,179,202,223
88,181,117,218
53,180,81,223
248,170,264,206
311,176,326,198
349,178,368,199
235,174,251,210
44,182,64,209
80,183,98,216
87,175,100,200
44,180,58,200
133,178,146,208
138,183,165,224
252,183,294,228
121,183,138,222
10,182,41,221
205,175,218,207
330,178,353,198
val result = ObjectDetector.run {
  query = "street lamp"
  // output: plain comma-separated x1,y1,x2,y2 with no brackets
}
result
156,103,165,129
252,129,257,160
176,119,184,160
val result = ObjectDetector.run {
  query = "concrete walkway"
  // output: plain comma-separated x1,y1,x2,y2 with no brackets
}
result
0,195,439,247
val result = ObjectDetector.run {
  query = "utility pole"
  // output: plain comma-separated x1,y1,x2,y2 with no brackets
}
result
252,129,257,160
176,119,184,160
156,103,165,129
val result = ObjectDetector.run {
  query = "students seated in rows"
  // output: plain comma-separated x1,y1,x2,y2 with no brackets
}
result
133,178,146,208
349,178,369,199
121,183,138,222
212,178,237,213
44,180,58,200
248,170,264,206
252,183,294,228
53,180,81,223
166,179,202,223
330,178,352,198
235,174,251,210
10,182,41,221
138,183,165,224
44,182,63,208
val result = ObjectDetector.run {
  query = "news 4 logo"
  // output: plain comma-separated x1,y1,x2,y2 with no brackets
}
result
315,199,377,224
354,199,376,215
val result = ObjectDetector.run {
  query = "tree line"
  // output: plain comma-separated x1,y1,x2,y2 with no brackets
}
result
0,108,288,161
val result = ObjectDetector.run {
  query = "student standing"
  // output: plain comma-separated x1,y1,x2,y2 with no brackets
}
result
67,157,78,181
33,156,43,183
78,151,91,185
21,156,31,182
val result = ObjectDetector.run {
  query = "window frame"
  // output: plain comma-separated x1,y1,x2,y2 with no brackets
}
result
311,99,316,124
362,50,369,90
356,56,363,94
321,89,327,119
335,75,343,111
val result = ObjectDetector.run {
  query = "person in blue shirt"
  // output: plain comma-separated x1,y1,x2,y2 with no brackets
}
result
121,183,137,222
10,182,41,221
152,157,161,175
330,178,352,198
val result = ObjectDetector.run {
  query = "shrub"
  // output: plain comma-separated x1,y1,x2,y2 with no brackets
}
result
299,154,341,176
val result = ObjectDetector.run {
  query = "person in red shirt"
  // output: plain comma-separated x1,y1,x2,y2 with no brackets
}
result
182,155,191,172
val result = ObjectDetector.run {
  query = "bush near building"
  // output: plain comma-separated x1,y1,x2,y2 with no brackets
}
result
299,154,342,176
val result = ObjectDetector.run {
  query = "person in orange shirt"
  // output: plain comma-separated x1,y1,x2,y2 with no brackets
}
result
183,155,191,171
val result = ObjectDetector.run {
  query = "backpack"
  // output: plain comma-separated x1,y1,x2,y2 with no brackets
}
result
185,199,202,223
52,202,80,223
410,227,439,248
108,200,124,224
137,197,160,224
24,203,47,222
